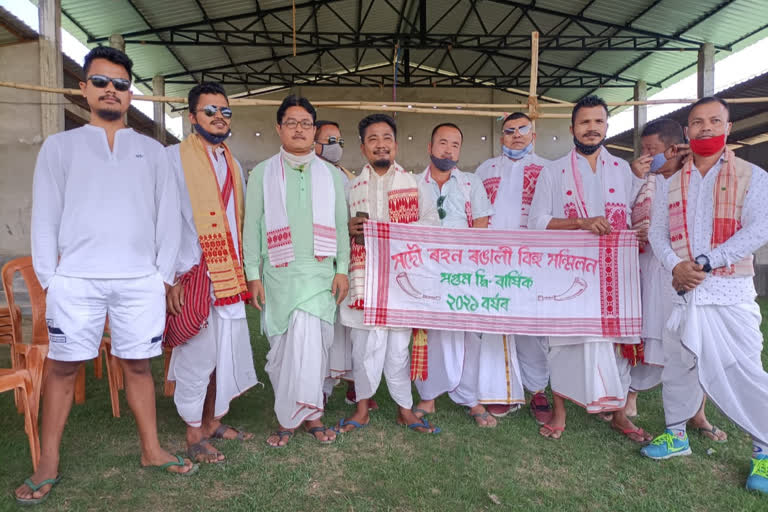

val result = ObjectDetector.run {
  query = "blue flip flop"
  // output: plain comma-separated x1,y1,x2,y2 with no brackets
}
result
333,418,368,434
15,475,62,506
406,418,441,435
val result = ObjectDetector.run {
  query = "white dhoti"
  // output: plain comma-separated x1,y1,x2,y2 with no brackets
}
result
630,250,670,392
266,309,333,429
662,301,768,445
414,329,478,407
515,335,551,394
548,339,631,413
323,315,352,397
168,311,259,426
468,333,525,406
350,328,412,409
629,338,664,392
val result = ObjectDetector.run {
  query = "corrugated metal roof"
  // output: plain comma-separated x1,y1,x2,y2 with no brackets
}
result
19,0,768,105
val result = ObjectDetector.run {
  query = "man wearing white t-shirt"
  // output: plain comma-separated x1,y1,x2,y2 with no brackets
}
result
17,47,194,506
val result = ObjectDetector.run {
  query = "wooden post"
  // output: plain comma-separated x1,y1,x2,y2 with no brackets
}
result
38,0,64,137
633,80,647,156
697,42,715,98
529,31,539,126
152,74,166,145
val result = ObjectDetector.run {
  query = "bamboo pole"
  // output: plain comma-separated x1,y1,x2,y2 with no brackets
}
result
2,80,768,115
528,31,539,124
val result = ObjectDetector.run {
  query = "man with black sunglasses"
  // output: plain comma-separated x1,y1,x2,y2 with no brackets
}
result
413,123,497,429
473,113,553,425
164,82,259,464
19,46,193,505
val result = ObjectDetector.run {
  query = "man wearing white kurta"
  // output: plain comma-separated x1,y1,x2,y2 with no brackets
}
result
528,95,651,443
244,95,350,447
626,118,726,442
474,112,551,423
17,47,194,505
642,97,768,494
412,123,497,428
335,114,441,434
166,83,259,464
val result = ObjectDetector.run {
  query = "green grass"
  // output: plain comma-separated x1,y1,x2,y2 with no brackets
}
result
1,303,767,511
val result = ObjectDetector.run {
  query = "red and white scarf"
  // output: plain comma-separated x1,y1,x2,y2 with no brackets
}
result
668,149,753,277
563,148,629,231
480,155,544,229
263,148,337,267
348,162,419,309
630,174,656,253
421,167,473,227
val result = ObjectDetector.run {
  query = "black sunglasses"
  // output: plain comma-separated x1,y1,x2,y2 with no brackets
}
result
326,135,344,148
88,74,131,92
437,195,447,220
196,105,233,119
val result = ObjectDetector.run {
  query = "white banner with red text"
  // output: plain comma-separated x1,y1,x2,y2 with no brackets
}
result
362,221,641,337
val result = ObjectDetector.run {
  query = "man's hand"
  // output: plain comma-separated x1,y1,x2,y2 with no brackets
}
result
166,282,185,316
348,215,366,237
331,273,349,305
631,154,653,178
672,261,707,292
664,143,691,163
248,279,266,310
578,216,612,236
634,226,649,245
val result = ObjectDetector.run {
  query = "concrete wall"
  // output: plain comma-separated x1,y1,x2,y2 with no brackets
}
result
226,86,573,174
0,41,42,257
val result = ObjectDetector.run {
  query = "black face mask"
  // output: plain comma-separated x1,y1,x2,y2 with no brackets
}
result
194,123,231,145
373,159,391,169
573,135,603,155
430,155,458,172
96,109,122,122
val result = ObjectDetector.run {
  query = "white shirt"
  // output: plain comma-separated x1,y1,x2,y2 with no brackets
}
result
528,147,643,231
475,152,550,229
31,125,181,289
168,142,247,319
421,168,494,228
649,155,768,305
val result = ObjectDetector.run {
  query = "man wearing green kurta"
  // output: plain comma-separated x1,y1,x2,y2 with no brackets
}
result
244,95,350,447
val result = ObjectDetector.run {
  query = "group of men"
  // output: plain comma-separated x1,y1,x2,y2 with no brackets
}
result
13,45,768,504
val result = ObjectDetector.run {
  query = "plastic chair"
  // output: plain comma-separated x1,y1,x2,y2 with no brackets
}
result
0,367,41,470
1,257,122,417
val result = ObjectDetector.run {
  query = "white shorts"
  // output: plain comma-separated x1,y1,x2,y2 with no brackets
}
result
45,273,166,362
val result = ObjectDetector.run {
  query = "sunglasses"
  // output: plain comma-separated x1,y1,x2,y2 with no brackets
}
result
197,105,233,119
282,119,314,130
437,195,446,220
88,74,131,92
325,135,344,148
503,125,532,136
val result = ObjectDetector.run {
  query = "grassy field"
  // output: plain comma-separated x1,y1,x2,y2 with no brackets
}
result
1,303,767,512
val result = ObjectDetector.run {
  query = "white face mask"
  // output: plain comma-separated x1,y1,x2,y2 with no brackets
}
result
320,142,343,164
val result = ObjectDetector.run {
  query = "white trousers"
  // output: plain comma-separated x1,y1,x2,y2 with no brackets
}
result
662,301,768,445
350,328,412,409
266,310,333,429
467,333,526,405
515,335,551,394
414,330,478,407
323,316,353,397
549,341,631,413
168,312,258,426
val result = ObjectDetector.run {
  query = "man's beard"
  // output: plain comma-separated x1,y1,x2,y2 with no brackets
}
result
373,159,391,169
96,109,122,122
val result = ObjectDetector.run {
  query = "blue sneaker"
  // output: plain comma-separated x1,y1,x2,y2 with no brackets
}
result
746,455,768,494
640,429,692,460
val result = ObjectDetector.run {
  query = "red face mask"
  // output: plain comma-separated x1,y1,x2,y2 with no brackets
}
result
689,134,726,156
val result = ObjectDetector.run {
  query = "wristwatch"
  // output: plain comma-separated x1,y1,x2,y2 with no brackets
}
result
694,254,712,273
